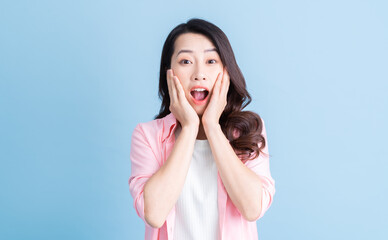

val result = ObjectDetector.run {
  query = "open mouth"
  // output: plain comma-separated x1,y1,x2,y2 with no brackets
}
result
190,90,209,101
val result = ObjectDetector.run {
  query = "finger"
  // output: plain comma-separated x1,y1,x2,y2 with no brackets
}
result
221,68,230,98
213,71,222,98
167,69,178,103
174,76,186,101
166,69,173,98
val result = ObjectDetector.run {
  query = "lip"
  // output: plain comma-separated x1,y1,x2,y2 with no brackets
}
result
190,85,210,105
190,85,210,92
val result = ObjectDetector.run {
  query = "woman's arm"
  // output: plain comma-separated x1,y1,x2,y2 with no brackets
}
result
200,68,274,221
203,122,264,221
143,124,198,228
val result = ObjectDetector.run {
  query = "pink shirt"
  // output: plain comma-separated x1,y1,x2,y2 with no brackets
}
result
128,112,275,240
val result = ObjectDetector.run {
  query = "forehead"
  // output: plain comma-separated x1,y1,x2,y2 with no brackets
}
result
174,33,216,53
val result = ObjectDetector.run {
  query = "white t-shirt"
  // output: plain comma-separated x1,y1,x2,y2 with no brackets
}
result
173,124,219,240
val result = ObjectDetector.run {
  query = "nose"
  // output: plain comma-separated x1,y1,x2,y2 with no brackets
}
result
194,75,206,81
193,66,207,81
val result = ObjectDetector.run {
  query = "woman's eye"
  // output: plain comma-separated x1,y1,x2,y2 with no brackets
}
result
180,59,191,64
179,59,217,64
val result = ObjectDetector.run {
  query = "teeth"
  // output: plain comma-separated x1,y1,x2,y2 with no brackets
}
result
192,88,207,91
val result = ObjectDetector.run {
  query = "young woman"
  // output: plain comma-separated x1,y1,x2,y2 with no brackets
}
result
129,18,275,240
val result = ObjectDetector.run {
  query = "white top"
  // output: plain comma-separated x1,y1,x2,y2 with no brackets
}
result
173,124,219,240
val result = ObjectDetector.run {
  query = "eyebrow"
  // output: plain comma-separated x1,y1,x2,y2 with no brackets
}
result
176,47,218,57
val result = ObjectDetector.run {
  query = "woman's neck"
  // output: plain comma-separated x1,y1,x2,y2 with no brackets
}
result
196,121,207,140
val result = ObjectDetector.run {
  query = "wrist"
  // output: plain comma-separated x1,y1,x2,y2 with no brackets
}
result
182,124,199,132
203,121,221,132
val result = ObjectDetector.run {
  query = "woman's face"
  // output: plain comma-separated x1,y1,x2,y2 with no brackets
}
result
170,33,224,116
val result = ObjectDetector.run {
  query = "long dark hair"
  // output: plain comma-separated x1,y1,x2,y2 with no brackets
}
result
154,18,269,162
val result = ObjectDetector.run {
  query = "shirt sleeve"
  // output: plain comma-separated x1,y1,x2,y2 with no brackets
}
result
244,118,276,221
128,123,161,227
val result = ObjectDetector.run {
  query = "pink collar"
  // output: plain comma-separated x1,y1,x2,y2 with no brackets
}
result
161,112,178,143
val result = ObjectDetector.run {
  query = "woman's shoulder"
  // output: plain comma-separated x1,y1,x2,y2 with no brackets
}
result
135,112,175,130
132,112,177,143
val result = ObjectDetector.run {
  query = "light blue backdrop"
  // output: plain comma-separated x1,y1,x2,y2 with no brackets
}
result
1,0,387,239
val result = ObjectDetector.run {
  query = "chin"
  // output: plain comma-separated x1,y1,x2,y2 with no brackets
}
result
194,104,207,113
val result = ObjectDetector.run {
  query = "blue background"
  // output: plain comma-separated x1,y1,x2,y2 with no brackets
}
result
1,0,387,239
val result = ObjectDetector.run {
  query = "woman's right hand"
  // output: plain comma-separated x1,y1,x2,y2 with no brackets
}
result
166,69,200,129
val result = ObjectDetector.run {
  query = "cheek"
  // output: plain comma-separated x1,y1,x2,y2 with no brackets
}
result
171,69,186,84
177,82,191,98
210,76,218,90
171,71,189,90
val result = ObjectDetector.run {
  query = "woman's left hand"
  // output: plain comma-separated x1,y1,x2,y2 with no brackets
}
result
202,67,230,127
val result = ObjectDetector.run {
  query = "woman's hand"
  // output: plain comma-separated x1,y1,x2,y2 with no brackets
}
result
202,67,230,127
166,69,200,129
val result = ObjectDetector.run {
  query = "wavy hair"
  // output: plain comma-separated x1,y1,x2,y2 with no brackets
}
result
154,18,269,162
